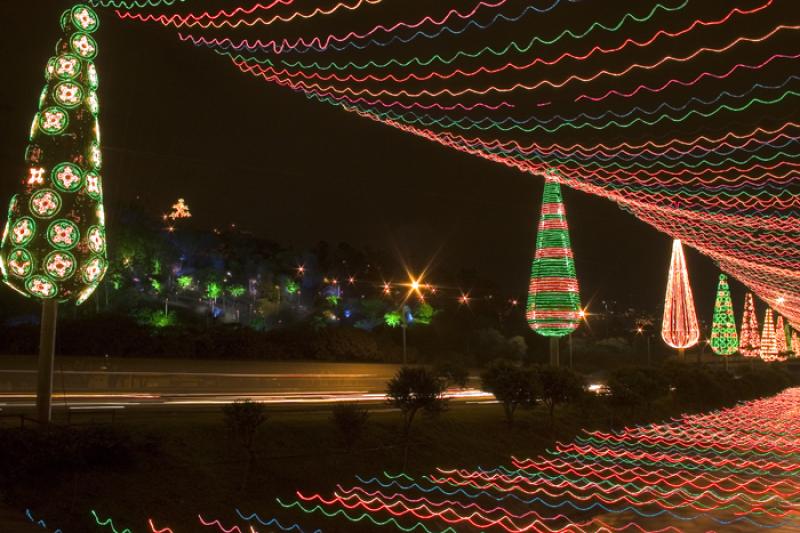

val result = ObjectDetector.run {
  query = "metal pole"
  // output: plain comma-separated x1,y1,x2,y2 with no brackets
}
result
37,300,58,424
402,324,407,365
568,334,573,369
549,337,560,367
646,336,651,366
678,347,685,361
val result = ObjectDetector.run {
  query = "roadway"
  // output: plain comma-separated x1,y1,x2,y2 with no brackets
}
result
0,356,493,414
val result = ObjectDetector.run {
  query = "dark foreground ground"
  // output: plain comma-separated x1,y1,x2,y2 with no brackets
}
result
1,395,658,533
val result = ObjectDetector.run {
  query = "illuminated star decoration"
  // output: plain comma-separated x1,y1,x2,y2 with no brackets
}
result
661,239,699,350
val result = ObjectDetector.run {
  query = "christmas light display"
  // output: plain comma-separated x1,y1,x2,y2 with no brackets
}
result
760,308,778,361
792,331,799,357
274,388,800,531
1,4,107,304
710,274,738,356
775,315,788,359
661,240,699,351
740,292,761,357
167,197,191,220
526,177,580,338
96,1,798,328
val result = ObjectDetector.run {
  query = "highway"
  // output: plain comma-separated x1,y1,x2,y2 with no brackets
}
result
0,355,493,413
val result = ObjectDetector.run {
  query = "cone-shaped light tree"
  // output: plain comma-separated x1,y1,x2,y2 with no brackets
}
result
739,292,760,357
710,274,738,357
760,309,777,361
0,5,106,422
526,177,581,366
775,315,787,359
661,240,699,359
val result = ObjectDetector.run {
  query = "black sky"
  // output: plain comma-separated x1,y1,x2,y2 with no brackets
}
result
1,1,751,325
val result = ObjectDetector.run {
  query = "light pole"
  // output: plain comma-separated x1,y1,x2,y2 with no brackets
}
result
637,327,652,366
400,305,410,365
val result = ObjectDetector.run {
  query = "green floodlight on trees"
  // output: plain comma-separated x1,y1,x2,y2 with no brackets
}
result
0,5,107,424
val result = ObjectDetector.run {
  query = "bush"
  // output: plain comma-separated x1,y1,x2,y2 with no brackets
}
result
537,366,584,431
331,403,369,452
481,359,539,427
386,367,447,438
608,366,669,415
434,361,469,389
222,400,268,450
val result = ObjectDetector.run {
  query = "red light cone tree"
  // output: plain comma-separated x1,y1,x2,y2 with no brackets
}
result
710,274,738,364
0,5,106,423
775,315,788,360
760,309,777,361
739,292,760,357
526,177,581,366
661,240,699,359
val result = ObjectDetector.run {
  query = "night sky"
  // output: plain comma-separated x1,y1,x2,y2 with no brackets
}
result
1,1,744,324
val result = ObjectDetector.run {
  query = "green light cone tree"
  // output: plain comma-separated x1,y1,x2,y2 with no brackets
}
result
709,274,738,360
0,5,106,422
1,4,106,302
526,177,581,366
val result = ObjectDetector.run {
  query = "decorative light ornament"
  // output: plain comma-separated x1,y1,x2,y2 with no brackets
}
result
661,239,699,352
0,4,106,303
759,308,777,361
775,315,787,359
739,292,760,357
526,176,581,338
167,198,192,220
710,274,738,356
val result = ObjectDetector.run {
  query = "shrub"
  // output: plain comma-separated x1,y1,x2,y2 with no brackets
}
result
536,366,584,431
331,403,369,452
481,359,539,427
386,367,447,438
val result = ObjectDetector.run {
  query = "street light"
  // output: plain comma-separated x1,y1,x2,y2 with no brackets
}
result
397,273,426,365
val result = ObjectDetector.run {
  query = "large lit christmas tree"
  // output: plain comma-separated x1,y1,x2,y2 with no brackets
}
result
760,308,777,361
526,177,581,366
661,239,699,359
775,315,788,360
1,4,106,303
0,5,106,422
739,292,760,357
709,273,738,357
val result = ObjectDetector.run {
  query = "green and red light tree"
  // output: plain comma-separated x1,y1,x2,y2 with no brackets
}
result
1,4,107,303
526,177,581,365
710,273,738,357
